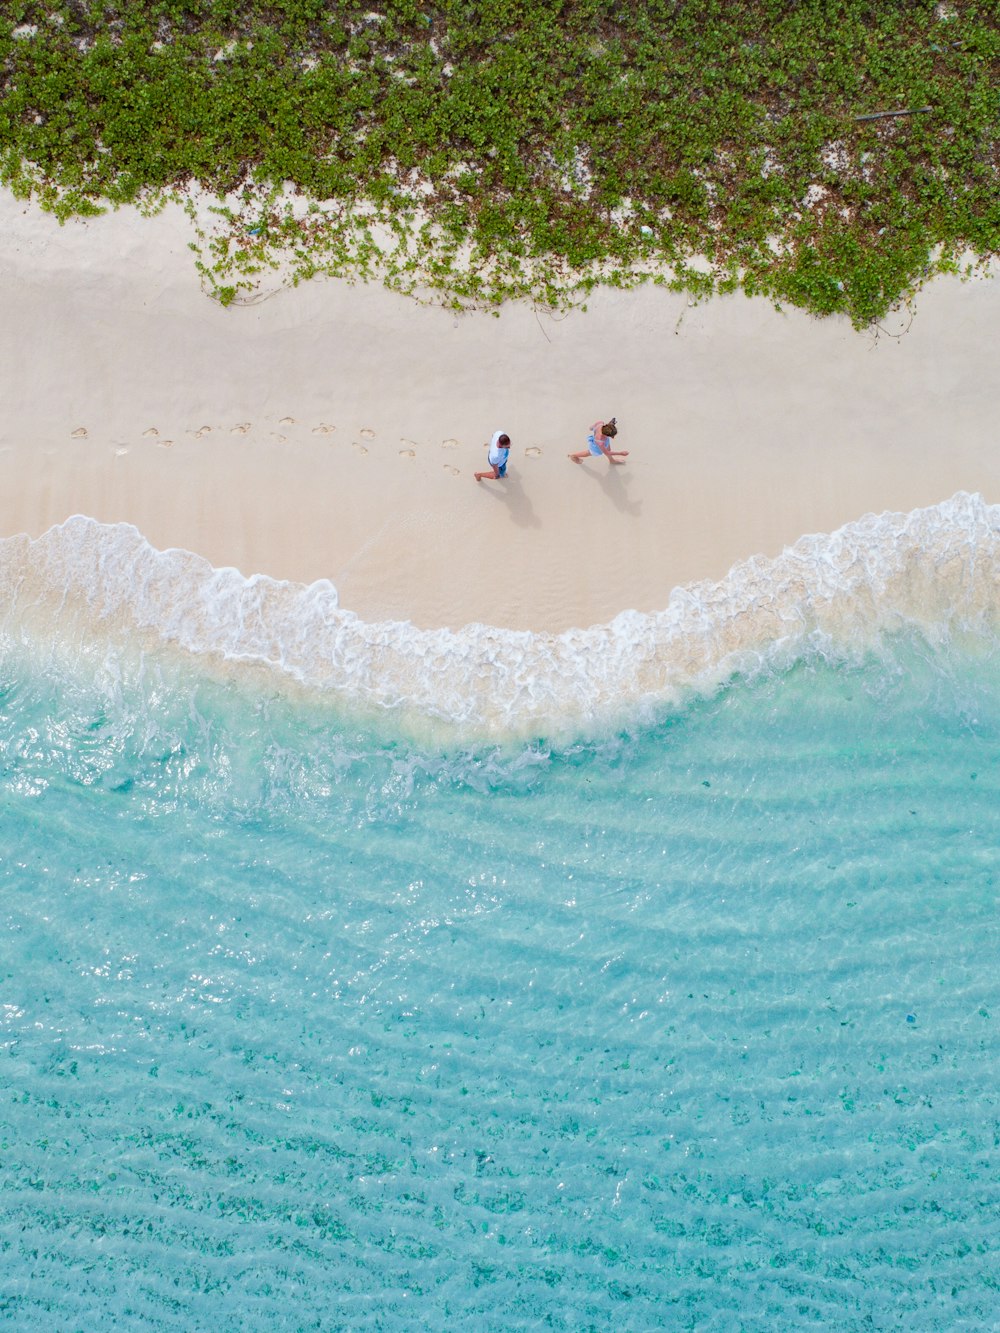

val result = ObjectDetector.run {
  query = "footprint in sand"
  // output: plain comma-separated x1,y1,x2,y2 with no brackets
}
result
525,446,542,458
278,416,296,426
71,427,88,439
353,442,369,455
272,433,288,444
158,439,173,448
444,464,460,476
441,438,459,449
399,448,416,459
191,425,212,439
231,422,251,435
143,427,159,438
312,423,336,435
360,427,376,439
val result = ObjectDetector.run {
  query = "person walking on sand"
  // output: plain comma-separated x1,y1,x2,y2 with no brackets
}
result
568,417,629,465
475,430,512,482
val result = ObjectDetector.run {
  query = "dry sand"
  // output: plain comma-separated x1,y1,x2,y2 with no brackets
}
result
1,189,997,632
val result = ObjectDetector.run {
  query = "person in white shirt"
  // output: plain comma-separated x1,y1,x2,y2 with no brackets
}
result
475,430,512,482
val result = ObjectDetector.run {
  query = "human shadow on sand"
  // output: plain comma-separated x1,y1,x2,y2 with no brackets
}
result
577,461,642,517
476,473,541,528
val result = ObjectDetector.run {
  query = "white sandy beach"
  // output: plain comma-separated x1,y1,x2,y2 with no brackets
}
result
1,189,997,633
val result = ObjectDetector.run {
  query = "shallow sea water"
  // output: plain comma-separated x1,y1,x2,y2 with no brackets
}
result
1,507,999,1329
1,501,1000,1333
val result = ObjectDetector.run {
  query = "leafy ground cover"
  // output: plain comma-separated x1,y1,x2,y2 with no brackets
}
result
1,0,997,322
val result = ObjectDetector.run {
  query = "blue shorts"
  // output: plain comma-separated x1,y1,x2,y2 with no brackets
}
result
588,436,604,457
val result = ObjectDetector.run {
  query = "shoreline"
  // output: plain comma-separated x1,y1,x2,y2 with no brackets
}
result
1,191,998,634
3,494,1000,745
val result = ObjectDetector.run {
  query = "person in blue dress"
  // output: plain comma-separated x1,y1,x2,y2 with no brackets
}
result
568,416,629,465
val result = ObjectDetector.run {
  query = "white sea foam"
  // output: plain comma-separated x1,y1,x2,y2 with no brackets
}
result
2,493,999,737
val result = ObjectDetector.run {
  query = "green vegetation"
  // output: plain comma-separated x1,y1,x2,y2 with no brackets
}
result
1,0,997,323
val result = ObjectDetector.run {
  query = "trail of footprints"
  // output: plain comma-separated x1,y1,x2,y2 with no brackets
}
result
68,419,545,472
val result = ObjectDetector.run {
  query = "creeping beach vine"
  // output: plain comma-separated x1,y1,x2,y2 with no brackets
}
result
0,0,997,326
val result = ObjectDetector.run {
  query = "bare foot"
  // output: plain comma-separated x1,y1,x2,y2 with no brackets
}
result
568,454,582,464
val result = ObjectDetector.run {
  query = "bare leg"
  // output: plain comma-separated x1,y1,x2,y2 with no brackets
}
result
567,451,588,464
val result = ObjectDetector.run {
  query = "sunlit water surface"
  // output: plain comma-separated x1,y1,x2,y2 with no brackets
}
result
1,628,998,1331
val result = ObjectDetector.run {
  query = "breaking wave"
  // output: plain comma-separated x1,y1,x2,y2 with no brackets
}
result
1,492,999,737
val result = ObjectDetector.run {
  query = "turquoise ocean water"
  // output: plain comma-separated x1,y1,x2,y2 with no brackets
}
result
1,497,998,1330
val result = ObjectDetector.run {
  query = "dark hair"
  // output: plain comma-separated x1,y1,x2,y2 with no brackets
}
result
498,434,510,447
602,419,617,438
